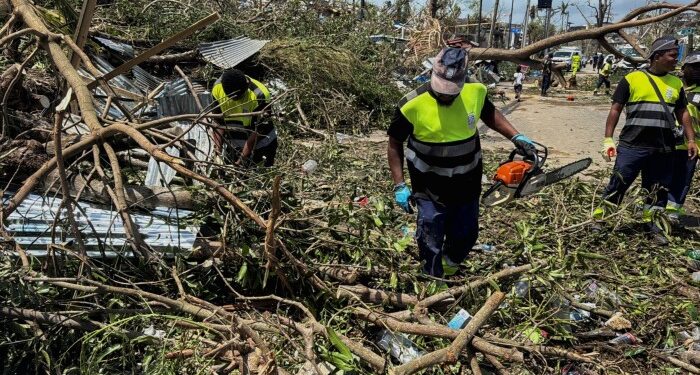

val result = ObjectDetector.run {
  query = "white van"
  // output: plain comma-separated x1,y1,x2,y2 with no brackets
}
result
551,48,582,71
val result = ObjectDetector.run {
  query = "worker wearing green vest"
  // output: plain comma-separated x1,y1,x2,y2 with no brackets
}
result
571,52,581,78
595,36,698,245
211,69,277,167
593,56,613,95
387,47,540,277
667,51,700,222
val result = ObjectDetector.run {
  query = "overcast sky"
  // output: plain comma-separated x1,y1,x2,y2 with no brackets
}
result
371,0,643,27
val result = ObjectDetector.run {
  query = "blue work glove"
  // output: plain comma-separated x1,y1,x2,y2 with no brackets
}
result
393,182,413,213
511,133,537,160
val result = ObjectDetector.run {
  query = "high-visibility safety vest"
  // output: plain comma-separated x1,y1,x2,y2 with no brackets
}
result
211,77,276,149
600,62,612,77
571,55,581,67
621,70,683,130
677,84,700,150
399,83,485,179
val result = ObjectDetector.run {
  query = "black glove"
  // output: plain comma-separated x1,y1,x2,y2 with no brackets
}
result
511,134,537,160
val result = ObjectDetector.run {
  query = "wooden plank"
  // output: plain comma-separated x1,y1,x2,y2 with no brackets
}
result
87,12,220,90
70,0,97,68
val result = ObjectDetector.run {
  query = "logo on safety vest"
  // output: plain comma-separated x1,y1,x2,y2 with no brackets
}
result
468,113,476,130
665,88,674,101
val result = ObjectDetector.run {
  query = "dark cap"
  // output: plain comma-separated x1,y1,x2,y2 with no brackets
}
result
683,51,700,67
430,47,468,95
221,69,249,98
648,36,679,59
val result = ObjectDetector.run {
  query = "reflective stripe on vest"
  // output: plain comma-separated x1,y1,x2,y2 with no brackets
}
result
623,70,683,130
212,76,275,149
212,77,270,126
399,82,485,178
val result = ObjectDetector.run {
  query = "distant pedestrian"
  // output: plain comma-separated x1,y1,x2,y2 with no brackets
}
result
541,53,553,96
597,54,605,71
513,65,524,102
592,54,599,71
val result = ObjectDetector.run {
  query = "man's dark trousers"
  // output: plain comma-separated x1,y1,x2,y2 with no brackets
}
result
602,145,673,209
415,197,479,276
669,149,697,206
541,74,551,96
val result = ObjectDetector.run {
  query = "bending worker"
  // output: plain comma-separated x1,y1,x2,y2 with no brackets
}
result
667,51,700,222
596,36,698,245
387,47,540,277
211,69,277,167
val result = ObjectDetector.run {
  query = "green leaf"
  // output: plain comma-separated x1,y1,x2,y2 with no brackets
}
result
327,327,352,358
389,272,398,289
328,352,354,371
624,347,646,357
236,262,248,283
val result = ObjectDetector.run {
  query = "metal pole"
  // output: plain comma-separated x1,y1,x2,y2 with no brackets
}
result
477,0,483,45
508,0,515,48
522,0,531,47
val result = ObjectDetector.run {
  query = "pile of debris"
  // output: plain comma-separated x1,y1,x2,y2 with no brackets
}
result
1,1,700,374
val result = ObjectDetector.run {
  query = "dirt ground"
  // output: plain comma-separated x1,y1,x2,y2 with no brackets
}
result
483,72,620,172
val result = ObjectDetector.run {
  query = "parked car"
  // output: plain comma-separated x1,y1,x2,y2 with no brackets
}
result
551,48,582,71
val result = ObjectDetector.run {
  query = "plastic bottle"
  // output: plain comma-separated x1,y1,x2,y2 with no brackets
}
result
692,271,700,283
609,332,639,345
301,160,318,175
447,309,473,330
377,330,425,364
687,250,700,269
472,243,496,253
513,280,530,298
584,280,621,307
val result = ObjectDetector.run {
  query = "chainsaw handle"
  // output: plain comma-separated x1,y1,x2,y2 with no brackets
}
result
507,142,547,172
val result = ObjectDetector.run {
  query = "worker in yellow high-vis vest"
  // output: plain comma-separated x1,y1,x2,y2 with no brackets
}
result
667,51,700,223
595,36,698,245
211,69,277,167
387,47,541,277
570,52,581,78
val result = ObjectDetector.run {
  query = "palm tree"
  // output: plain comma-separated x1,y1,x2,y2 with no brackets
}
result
558,2,570,33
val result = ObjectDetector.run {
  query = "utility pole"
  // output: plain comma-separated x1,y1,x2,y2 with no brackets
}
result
544,7,551,43
522,0,531,47
477,0,483,45
488,0,499,47
507,0,515,48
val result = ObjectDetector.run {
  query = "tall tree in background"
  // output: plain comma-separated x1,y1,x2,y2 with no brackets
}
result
488,0,500,47
395,0,411,23
588,0,613,27
558,2,570,33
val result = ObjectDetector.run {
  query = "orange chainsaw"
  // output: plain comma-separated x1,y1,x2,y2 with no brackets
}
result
481,143,591,207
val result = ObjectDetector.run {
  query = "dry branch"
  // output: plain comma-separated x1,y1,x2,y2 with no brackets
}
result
389,292,506,375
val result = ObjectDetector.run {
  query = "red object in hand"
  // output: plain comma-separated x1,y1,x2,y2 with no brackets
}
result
494,160,534,187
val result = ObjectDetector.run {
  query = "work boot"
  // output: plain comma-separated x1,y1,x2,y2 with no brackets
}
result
644,223,669,246
593,90,598,95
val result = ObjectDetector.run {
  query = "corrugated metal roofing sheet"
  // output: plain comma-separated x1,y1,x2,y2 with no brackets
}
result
199,37,269,69
93,36,135,58
4,193,198,254
132,65,164,92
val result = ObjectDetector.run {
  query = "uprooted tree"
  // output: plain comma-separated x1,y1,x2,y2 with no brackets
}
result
2,0,700,373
